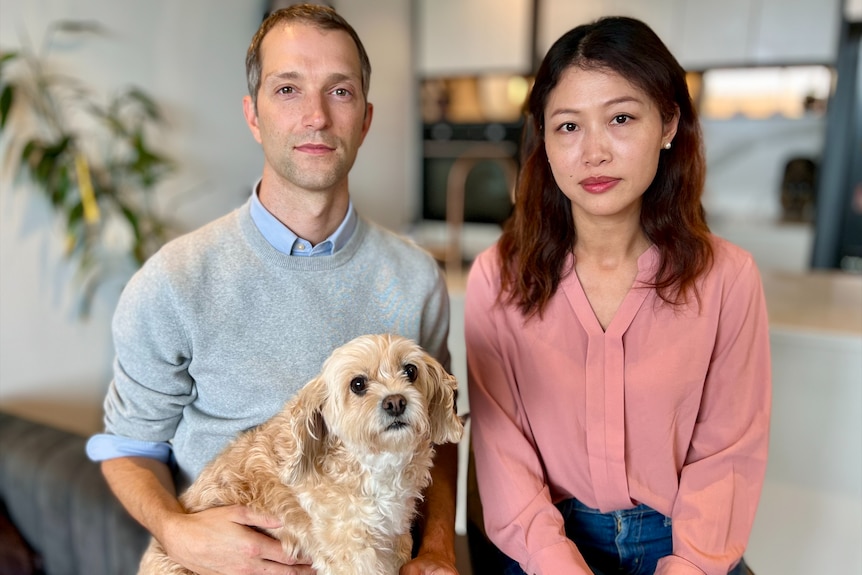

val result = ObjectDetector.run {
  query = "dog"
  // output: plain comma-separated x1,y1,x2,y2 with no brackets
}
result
137,333,464,575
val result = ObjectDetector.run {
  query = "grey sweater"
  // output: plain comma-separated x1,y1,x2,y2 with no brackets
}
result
101,199,450,487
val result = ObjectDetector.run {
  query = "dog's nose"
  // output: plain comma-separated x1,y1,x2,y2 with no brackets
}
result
382,394,407,417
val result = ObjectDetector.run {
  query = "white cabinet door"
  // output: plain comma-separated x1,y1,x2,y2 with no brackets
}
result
750,0,841,64
538,0,682,60
676,0,755,70
537,0,610,57
417,0,533,76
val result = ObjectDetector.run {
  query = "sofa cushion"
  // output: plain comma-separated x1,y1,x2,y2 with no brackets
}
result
0,411,149,575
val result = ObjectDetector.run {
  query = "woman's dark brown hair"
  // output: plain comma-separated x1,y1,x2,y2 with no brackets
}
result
498,16,712,318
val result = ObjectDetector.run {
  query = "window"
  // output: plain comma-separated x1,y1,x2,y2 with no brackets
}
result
696,66,834,120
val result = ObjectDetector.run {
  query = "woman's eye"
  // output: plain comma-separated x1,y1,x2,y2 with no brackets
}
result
403,364,418,383
612,114,631,124
350,376,367,395
560,122,577,132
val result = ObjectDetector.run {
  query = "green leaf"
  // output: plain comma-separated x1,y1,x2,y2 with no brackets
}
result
53,20,108,36
41,135,71,160
120,204,142,241
124,86,161,121
67,201,84,229
50,165,71,206
0,51,20,65
0,84,13,129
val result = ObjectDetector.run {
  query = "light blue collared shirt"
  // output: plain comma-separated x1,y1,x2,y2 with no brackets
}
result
85,182,359,464
249,181,357,256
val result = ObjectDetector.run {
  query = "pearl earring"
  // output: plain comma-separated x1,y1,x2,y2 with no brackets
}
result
663,142,672,150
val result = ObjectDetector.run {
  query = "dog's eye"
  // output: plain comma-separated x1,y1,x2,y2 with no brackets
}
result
350,376,368,395
403,364,418,383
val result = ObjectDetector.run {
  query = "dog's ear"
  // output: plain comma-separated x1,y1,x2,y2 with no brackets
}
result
281,375,329,485
424,356,464,445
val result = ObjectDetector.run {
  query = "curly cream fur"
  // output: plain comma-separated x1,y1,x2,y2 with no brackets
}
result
137,334,464,575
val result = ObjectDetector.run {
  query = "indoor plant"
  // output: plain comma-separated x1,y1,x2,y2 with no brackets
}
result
0,20,176,316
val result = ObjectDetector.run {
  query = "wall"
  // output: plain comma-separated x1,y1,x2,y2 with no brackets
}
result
0,0,417,434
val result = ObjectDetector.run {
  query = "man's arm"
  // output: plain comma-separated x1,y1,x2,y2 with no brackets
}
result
401,441,460,574
101,457,312,575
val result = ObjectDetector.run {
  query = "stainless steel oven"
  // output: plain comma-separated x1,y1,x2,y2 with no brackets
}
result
421,121,522,225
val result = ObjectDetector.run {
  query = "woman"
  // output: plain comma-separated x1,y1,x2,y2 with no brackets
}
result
465,16,770,575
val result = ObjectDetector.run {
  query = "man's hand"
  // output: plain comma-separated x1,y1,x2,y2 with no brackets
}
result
399,550,459,575
159,504,315,575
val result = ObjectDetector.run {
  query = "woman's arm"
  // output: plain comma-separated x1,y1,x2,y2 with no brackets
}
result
656,256,771,575
465,252,591,575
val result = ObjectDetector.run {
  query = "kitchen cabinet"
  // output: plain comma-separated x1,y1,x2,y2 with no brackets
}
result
537,0,842,70
538,0,682,58
416,0,533,76
751,0,842,64
676,0,755,69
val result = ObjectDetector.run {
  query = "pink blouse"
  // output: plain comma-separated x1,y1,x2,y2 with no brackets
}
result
465,237,771,575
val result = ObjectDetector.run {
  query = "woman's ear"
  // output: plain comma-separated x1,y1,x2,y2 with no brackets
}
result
663,105,680,148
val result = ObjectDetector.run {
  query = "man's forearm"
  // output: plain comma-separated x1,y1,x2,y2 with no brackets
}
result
101,456,182,542
417,441,459,562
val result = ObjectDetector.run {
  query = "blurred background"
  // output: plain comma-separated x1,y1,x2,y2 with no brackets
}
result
0,1,860,574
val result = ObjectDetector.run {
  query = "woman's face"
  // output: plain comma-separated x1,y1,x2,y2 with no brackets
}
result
543,66,678,225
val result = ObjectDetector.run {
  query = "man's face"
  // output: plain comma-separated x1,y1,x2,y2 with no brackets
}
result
243,22,373,196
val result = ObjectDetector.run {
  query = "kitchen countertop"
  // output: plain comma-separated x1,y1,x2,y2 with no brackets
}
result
761,270,862,337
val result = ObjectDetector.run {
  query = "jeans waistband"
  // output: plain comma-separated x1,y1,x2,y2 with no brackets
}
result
565,497,664,519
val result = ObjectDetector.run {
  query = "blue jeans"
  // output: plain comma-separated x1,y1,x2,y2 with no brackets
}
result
496,498,752,575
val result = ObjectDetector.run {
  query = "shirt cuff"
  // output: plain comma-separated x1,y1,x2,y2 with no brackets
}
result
86,433,172,463
655,554,707,575
523,540,592,575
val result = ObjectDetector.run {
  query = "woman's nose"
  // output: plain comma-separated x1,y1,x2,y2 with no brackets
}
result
582,129,611,165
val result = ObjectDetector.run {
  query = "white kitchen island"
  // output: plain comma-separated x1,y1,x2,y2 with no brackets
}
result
746,270,862,575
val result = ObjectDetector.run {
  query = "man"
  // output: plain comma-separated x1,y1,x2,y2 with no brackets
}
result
86,5,460,575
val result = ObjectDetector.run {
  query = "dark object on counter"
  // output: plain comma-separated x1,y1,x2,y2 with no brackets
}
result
780,157,818,223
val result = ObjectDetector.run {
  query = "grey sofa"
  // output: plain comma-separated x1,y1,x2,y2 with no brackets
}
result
0,411,150,575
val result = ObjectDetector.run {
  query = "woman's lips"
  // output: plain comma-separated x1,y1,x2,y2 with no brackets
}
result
579,176,620,194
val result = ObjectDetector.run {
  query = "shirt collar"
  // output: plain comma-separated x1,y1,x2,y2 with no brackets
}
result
249,180,357,256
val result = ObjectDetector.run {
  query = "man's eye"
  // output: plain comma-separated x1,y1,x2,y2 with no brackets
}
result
278,86,295,95
333,88,350,96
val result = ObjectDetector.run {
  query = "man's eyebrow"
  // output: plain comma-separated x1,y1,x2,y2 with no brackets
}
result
264,71,301,84
264,71,359,85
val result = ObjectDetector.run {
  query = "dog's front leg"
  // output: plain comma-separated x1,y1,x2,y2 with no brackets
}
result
370,533,414,575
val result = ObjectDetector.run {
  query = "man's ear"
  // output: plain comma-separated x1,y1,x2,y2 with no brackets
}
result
243,94,263,144
358,101,373,145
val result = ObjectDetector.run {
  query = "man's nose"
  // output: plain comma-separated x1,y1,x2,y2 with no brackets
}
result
303,93,330,129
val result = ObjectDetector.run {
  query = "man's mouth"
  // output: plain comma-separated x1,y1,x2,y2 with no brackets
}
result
295,143,334,154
